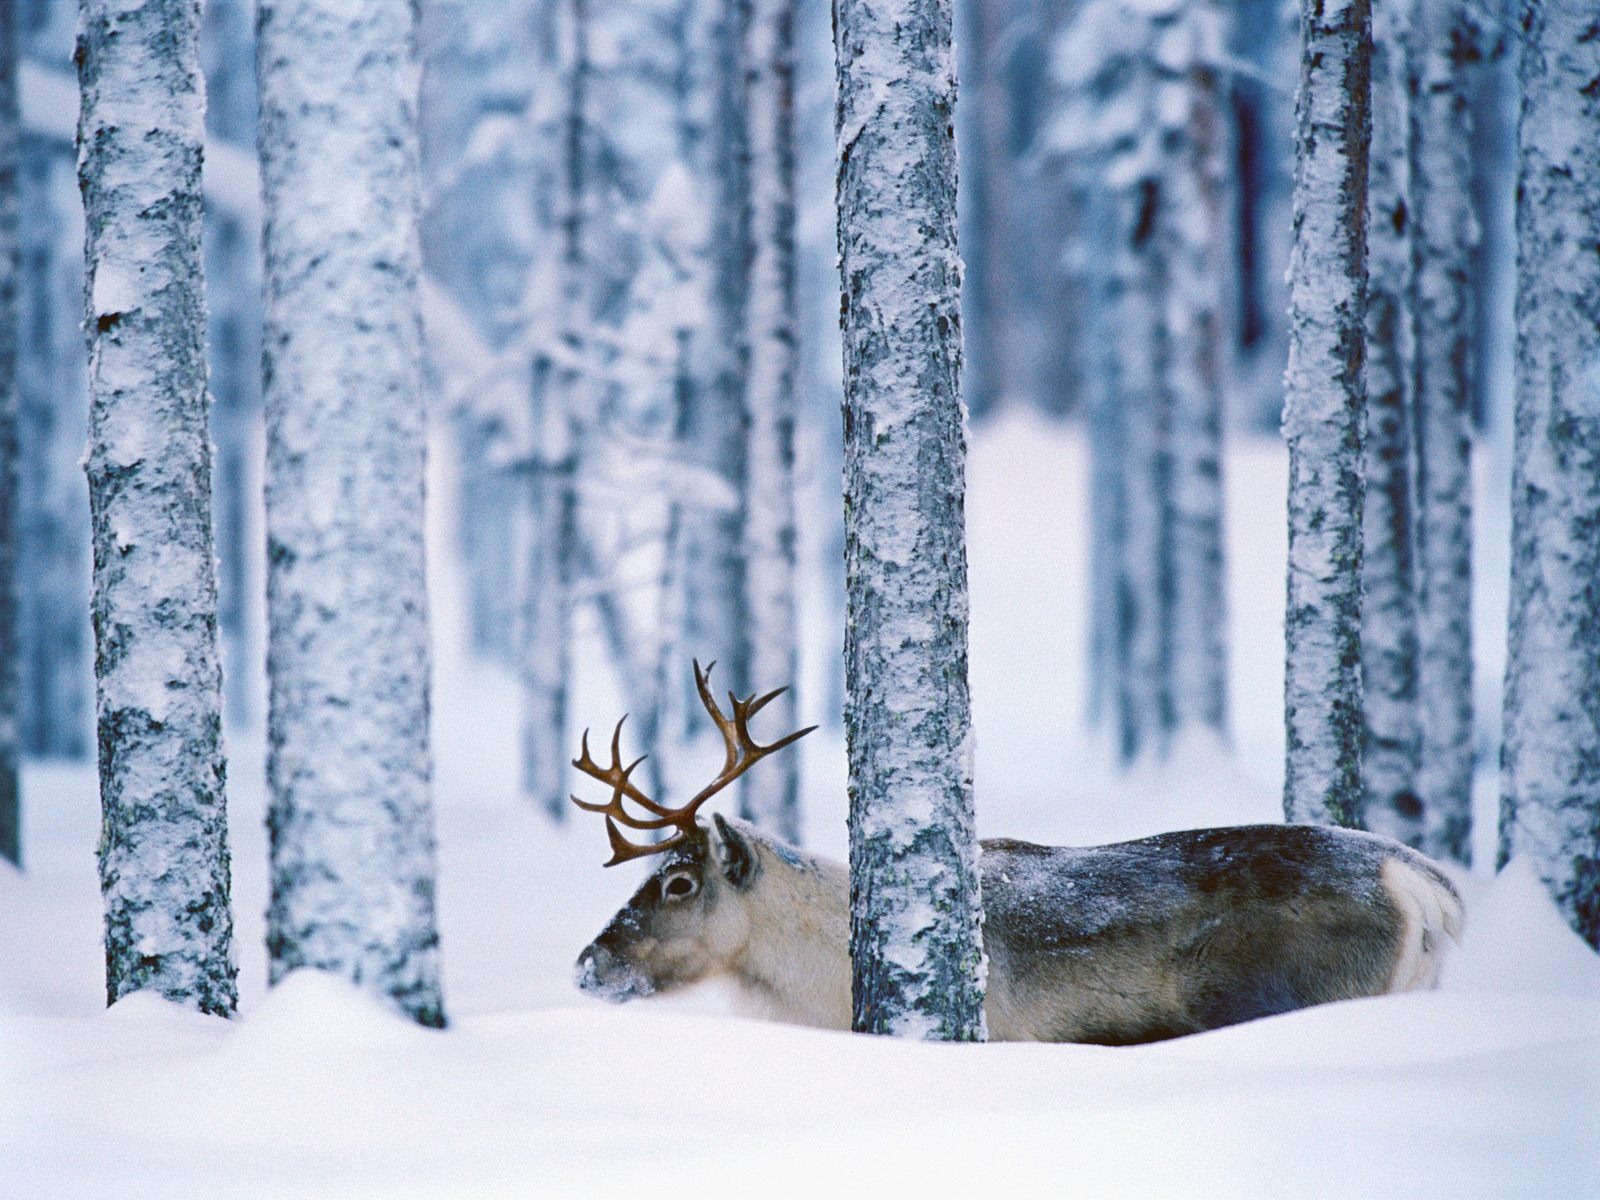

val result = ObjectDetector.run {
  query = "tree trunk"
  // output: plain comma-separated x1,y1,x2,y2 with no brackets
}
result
517,0,588,820
1282,0,1370,828
0,0,19,866
739,0,802,842
201,0,261,730
78,0,235,1015
1500,0,1600,950
1114,175,1172,763
1162,1,1232,744
1361,0,1422,845
1408,0,1478,865
836,0,986,1040
682,0,750,715
17,137,90,761
258,0,446,1026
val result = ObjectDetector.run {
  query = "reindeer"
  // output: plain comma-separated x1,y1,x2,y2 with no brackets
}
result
573,663,1464,1044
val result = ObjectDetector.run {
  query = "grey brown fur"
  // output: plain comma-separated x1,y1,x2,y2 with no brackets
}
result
577,815,1463,1045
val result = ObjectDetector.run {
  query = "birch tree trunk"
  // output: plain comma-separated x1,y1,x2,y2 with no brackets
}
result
1500,0,1600,950
518,0,587,820
0,0,18,864
1115,174,1172,762
258,0,446,1026
1408,0,1478,865
837,0,986,1040
682,0,750,713
0,1,19,866
1282,0,1370,828
1361,0,1422,845
1161,0,1232,743
201,0,261,729
78,0,235,1014
739,0,802,842
18,33,91,762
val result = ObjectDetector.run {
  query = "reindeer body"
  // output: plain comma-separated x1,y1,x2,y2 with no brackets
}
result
576,817,1464,1045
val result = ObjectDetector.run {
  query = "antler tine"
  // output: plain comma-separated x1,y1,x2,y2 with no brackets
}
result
683,668,819,816
692,659,741,775
570,718,678,824
601,817,691,867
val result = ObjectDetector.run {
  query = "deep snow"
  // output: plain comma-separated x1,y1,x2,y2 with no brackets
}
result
3,415,1598,1197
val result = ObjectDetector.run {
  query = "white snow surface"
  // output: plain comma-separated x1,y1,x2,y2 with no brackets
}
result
3,416,1599,1196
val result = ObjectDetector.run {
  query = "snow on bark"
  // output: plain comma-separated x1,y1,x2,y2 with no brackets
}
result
1159,0,1232,742
1408,0,1478,864
1282,0,1370,828
1360,0,1422,846
17,56,91,761
1500,0,1600,950
739,0,802,842
682,0,751,712
77,0,235,1014
836,0,986,1040
1052,0,1232,759
517,0,588,820
1114,172,1172,764
257,0,446,1026
0,1,19,866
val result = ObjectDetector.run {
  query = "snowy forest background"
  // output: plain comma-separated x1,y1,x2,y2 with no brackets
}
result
3,0,1599,1195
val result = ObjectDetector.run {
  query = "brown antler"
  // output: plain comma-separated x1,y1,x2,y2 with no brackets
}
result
570,660,817,866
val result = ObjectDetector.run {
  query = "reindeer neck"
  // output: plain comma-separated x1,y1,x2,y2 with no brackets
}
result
728,843,852,1031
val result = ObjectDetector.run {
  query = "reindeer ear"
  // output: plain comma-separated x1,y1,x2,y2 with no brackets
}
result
712,813,758,889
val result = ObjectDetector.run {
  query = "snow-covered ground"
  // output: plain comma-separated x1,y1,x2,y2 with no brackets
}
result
3,415,1598,1197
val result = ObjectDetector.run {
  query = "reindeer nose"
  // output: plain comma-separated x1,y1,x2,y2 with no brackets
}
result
574,943,615,993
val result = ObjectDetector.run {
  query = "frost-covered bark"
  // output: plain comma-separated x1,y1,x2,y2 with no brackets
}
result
836,0,986,1040
1500,0,1600,950
17,15,91,761
0,1,19,866
682,0,750,710
1114,173,1171,763
1360,0,1421,845
739,0,802,841
517,0,588,820
1053,0,1231,759
1282,0,1370,828
1161,0,1232,741
1232,0,1299,428
1407,0,1477,864
258,0,446,1026
78,0,235,1014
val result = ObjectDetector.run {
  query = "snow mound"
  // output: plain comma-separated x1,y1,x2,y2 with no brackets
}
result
221,968,440,1056
1444,858,1600,998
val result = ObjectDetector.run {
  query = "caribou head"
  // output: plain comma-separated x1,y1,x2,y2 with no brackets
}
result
572,661,820,1005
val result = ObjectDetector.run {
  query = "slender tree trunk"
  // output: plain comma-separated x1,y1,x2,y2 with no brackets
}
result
0,1,20,866
1408,0,1478,864
682,0,750,714
1115,176,1172,763
1282,0,1370,828
837,0,986,1040
1500,0,1600,950
201,0,260,730
739,0,802,841
1162,1,1232,743
1361,0,1422,845
17,139,90,762
518,0,588,820
258,0,446,1026
78,0,235,1014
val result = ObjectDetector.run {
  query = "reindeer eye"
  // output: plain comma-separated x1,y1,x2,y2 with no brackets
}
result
662,872,698,900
